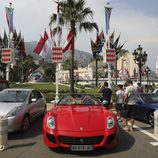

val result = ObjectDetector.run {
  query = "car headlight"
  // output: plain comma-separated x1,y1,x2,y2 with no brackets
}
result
47,116,55,129
7,106,22,117
107,116,115,129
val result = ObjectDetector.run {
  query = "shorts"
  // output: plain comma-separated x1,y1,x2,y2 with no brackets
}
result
121,104,136,119
115,103,123,112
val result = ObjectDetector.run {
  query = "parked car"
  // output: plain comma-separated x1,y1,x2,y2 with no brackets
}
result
0,88,47,132
43,93,119,151
152,89,158,93
136,93,158,127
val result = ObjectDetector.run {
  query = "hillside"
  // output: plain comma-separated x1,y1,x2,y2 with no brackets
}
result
25,41,93,67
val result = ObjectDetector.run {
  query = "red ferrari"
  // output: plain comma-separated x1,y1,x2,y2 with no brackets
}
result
43,94,119,151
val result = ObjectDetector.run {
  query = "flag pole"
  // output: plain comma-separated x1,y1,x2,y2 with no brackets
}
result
105,3,112,88
6,2,13,81
55,0,60,103
21,38,24,83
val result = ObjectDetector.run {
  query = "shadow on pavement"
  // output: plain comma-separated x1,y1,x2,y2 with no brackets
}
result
7,142,36,150
50,127,135,156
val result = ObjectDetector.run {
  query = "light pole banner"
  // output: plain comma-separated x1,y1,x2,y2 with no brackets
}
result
105,48,116,64
5,7,14,33
52,47,63,63
1,48,13,63
105,5,112,34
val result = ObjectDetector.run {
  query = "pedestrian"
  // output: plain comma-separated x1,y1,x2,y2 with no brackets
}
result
115,85,124,122
98,81,112,109
137,82,144,93
122,79,138,132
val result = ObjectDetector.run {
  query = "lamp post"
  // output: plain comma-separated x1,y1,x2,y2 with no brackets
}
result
132,45,147,86
144,66,151,93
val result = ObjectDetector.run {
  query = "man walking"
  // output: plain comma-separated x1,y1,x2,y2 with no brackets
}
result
123,79,138,132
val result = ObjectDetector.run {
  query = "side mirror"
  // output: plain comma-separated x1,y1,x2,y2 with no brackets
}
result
31,98,37,102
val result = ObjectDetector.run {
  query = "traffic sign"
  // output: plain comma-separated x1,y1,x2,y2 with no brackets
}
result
105,48,116,63
1,48,13,63
52,47,63,63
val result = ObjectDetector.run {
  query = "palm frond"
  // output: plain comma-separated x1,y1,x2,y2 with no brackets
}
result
79,22,98,32
49,13,57,26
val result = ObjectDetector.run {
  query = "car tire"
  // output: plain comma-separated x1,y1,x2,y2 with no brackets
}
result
21,115,30,132
148,111,154,127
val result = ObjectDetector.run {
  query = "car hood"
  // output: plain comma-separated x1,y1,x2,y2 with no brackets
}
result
52,105,111,131
0,102,23,115
142,102,158,109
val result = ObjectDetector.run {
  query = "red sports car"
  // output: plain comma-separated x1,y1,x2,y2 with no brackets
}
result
43,94,119,151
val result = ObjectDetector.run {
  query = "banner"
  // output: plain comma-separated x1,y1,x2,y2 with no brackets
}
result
1,48,13,63
5,7,14,33
105,5,112,34
52,47,63,63
105,48,116,64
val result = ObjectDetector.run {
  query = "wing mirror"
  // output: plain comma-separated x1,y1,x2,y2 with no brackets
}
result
31,98,37,102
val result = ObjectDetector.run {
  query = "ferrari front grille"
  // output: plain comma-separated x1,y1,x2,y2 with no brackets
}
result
58,136,103,145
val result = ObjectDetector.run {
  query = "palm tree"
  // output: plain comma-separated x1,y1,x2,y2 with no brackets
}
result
49,0,98,93
115,46,129,85
110,34,128,85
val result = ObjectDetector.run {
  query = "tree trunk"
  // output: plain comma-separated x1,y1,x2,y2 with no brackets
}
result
70,36,75,93
70,21,75,93
95,57,98,87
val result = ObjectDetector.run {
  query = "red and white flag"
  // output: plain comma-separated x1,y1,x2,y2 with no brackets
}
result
33,36,45,54
50,28,57,47
63,31,73,53
39,31,49,58
58,29,62,47
33,31,50,58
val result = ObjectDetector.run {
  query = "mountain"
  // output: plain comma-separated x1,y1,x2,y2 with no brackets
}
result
25,41,93,67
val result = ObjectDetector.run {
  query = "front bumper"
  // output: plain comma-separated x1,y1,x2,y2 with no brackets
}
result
7,116,23,132
43,127,119,149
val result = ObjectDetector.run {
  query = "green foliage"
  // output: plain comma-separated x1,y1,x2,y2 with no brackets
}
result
10,82,117,103
10,83,71,102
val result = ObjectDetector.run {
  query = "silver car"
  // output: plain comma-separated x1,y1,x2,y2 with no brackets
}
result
0,88,47,132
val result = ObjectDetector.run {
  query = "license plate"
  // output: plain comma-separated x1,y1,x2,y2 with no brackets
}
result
70,145,93,151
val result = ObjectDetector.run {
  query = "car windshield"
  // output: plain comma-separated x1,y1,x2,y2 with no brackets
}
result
58,94,101,106
0,90,29,102
140,93,158,104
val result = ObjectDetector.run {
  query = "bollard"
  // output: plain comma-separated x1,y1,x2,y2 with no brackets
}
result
0,115,8,151
154,110,158,138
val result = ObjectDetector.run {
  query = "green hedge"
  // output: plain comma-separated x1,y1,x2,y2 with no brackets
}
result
10,82,116,103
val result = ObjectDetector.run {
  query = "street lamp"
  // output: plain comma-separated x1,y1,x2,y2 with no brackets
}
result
132,45,147,86
144,66,151,92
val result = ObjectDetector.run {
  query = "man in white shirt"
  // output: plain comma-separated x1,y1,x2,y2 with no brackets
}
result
115,85,124,121
123,79,138,132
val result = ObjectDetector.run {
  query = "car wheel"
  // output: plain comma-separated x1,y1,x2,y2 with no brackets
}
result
148,111,154,127
21,115,30,132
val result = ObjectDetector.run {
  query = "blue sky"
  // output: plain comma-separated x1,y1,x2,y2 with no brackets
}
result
0,0,158,70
